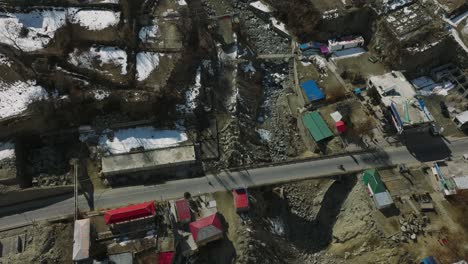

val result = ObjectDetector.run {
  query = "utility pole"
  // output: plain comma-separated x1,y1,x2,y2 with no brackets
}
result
72,158,79,221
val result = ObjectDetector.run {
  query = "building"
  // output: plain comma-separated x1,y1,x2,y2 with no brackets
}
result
72,219,90,263
248,1,273,21
300,80,326,104
108,252,133,264
104,201,156,225
432,161,468,196
158,251,175,264
328,36,364,53
302,111,334,142
269,17,291,39
362,170,394,210
175,199,191,223
431,64,468,99
233,188,249,213
189,214,223,246
367,71,434,133
454,111,468,130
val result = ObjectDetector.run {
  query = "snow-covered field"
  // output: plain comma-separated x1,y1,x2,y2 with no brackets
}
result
0,80,48,119
69,9,120,31
98,126,188,155
0,141,15,161
136,52,163,81
69,46,128,75
0,9,66,52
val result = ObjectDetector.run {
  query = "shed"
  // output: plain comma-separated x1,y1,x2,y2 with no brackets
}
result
373,191,394,210
189,214,223,245
302,111,333,142
336,121,347,133
108,252,133,264
454,111,468,128
158,251,175,264
362,169,386,195
233,188,249,212
300,80,325,102
104,201,155,225
72,219,90,262
175,199,191,223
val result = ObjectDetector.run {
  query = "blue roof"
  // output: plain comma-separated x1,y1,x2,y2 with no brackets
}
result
421,256,437,264
300,80,325,102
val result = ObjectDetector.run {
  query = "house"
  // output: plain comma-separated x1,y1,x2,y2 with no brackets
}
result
104,201,156,225
300,80,325,104
175,199,191,223
362,170,394,210
72,219,90,263
302,111,334,142
189,214,223,246
233,188,249,213
328,36,364,53
367,71,434,134
453,111,468,130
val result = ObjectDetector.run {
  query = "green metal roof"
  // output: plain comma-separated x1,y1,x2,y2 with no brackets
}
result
302,111,333,142
362,169,387,194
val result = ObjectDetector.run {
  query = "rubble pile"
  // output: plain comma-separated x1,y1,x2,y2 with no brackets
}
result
28,146,70,186
392,214,429,243
283,180,335,221
204,0,290,54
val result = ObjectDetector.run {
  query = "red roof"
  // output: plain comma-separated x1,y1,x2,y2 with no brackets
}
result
233,188,249,211
189,214,223,242
336,121,347,133
104,201,155,225
158,251,174,264
175,199,191,222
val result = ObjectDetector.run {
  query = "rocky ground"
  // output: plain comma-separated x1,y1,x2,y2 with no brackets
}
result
0,222,73,264
209,177,415,264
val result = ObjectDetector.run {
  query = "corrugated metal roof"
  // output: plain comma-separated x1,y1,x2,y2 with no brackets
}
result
300,80,325,102
362,169,387,194
72,219,90,261
175,199,191,222
302,111,333,142
104,201,155,225
373,191,394,209
189,214,223,243
233,188,249,211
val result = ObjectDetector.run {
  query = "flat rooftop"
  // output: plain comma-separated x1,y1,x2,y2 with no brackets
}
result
369,71,433,126
101,145,196,176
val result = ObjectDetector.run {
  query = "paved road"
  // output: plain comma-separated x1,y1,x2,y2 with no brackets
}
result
1,136,467,230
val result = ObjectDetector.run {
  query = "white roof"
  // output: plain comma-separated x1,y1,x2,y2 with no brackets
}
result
455,111,468,124
373,191,394,209
249,1,273,13
330,111,342,122
453,176,468,190
72,219,90,261
97,126,188,155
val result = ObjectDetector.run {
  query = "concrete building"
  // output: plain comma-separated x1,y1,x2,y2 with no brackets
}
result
367,71,434,134
431,64,468,100
72,219,90,263
431,161,468,196
189,214,223,246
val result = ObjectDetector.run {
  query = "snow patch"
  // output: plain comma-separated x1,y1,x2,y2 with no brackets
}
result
0,141,15,161
0,80,48,119
0,9,66,52
176,0,187,6
98,126,188,155
69,9,120,31
257,129,271,142
0,53,12,66
139,24,159,43
93,89,110,100
136,52,161,81
177,67,202,113
69,46,128,75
